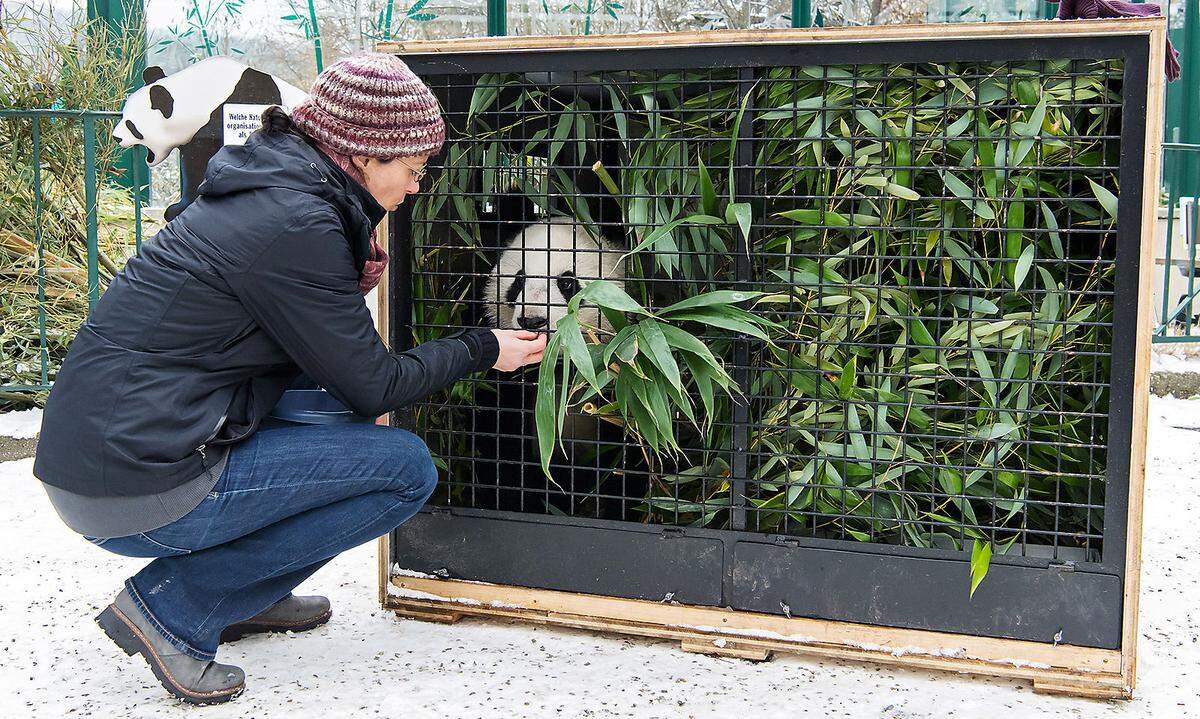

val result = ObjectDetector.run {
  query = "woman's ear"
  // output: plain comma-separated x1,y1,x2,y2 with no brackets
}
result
351,155,371,173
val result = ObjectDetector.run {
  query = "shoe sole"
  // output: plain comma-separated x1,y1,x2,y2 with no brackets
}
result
219,608,332,644
96,604,245,705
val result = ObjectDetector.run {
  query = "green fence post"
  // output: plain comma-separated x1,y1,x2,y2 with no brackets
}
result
84,114,100,310
1182,0,1199,196
32,116,49,387
792,0,812,27
1161,172,1176,335
87,0,147,203
488,0,507,36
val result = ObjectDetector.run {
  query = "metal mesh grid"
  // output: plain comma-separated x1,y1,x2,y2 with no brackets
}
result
398,54,1124,563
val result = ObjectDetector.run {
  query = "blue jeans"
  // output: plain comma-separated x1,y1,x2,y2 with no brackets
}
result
84,422,437,661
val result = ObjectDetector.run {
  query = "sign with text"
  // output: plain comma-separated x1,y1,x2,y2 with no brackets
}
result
222,104,272,145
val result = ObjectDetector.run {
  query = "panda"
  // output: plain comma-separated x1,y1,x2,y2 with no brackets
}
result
112,57,308,221
470,217,647,520
482,216,625,338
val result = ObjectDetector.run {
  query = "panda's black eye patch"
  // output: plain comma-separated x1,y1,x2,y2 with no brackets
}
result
125,120,144,141
150,84,174,119
504,270,525,304
557,272,580,301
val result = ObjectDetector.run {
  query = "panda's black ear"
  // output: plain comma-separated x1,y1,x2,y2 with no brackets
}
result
149,85,174,119
142,66,167,85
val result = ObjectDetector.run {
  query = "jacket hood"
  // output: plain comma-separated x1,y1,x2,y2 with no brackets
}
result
197,110,386,271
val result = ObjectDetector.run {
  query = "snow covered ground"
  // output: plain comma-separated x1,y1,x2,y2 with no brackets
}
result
0,408,41,439
1,401,1197,719
1151,344,1200,375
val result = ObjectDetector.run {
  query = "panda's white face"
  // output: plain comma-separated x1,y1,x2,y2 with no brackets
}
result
482,219,625,334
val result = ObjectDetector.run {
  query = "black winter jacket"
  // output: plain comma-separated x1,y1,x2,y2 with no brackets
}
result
33,111,498,497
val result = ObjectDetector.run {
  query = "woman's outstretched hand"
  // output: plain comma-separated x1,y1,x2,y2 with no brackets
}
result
491,329,548,371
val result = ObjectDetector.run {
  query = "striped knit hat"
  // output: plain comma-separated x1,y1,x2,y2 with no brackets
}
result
289,53,445,295
291,52,446,159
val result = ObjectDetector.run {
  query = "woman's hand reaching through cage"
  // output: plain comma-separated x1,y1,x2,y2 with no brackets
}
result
491,329,547,372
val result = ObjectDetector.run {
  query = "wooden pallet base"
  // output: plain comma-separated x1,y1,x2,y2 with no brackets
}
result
393,606,464,625
680,637,772,661
1031,678,1130,701
384,575,1133,700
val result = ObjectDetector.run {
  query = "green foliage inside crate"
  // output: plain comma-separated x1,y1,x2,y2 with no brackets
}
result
409,57,1122,564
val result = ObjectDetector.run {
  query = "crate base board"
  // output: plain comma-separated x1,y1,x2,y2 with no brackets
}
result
385,575,1131,700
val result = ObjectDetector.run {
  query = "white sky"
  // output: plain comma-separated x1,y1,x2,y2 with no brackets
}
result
18,0,306,35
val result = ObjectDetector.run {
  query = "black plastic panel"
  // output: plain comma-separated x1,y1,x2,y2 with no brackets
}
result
730,541,1123,649
391,511,726,605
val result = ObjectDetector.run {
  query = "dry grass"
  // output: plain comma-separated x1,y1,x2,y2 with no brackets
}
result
1,7,165,408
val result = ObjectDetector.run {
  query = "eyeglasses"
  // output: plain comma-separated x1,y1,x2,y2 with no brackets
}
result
397,157,427,183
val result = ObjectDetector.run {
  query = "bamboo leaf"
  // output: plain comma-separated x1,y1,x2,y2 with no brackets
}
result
603,325,636,365
661,290,760,315
885,183,921,201
1018,95,1048,138
557,315,597,389
728,86,754,203
1087,177,1118,219
776,208,850,226
969,539,993,598
666,310,769,340
680,351,717,425
698,159,717,216
536,332,564,478
1005,186,1025,264
838,356,857,399
940,170,996,220
468,74,500,119
758,95,827,120
727,202,752,246
973,423,1018,440
570,279,648,315
1040,201,1065,260
1013,244,1035,292
636,320,682,393
854,109,883,138
948,295,999,315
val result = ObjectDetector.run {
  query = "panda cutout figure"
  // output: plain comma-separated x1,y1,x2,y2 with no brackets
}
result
472,217,648,520
112,57,308,221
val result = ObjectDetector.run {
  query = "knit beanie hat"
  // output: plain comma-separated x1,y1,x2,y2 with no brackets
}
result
290,53,446,294
291,52,446,159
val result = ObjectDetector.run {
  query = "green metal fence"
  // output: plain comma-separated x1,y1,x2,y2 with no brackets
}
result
1155,143,1200,342
0,109,149,395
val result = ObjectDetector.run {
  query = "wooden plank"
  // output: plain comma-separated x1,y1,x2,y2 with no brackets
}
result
1033,678,1130,701
387,576,1122,672
394,606,464,624
385,576,1129,698
1121,22,1168,695
378,19,1161,55
375,212,392,608
680,638,772,661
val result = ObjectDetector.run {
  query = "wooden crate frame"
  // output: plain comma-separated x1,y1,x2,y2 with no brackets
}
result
373,20,1166,700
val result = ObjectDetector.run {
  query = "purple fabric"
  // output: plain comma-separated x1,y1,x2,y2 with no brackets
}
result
1055,0,1181,81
